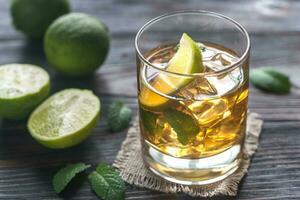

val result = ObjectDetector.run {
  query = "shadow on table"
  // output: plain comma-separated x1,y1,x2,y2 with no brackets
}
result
0,118,103,198
17,39,47,67
14,39,112,96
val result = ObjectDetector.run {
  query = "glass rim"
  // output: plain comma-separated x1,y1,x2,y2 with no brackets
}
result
135,10,250,77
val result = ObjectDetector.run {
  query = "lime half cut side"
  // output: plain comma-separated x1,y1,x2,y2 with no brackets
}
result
0,64,50,120
140,33,204,109
28,89,100,149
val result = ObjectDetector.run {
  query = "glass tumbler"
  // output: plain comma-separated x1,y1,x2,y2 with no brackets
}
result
135,10,250,185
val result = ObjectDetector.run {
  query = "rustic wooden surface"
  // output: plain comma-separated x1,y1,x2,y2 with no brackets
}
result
0,0,300,199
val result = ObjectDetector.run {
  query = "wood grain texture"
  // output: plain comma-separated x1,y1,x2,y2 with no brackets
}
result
0,0,300,199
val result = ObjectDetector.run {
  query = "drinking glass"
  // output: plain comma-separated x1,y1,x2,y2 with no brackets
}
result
135,10,250,185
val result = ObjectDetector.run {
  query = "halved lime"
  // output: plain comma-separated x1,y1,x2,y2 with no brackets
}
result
0,64,50,120
27,89,100,149
140,33,204,108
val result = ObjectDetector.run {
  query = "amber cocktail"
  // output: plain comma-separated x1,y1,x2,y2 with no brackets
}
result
135,11,250,185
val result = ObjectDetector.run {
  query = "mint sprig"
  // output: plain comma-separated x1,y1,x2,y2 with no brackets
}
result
250,68,291,94
89,163,125,200
139,108,158,133
139,108,164,137
52,162,125,200
107,101,132,132
164,109,200,145
53,162,91,194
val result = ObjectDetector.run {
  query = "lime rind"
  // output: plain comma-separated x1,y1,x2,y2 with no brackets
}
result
31,112,99,149
139,33,204,109
28,89,100,149
44,13,109,76
0,64,50,98
10,0,70,38
0,64,50,120
158,33,204,92
167,33,204,74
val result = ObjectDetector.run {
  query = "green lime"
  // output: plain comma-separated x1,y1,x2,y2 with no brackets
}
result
0,64,50,120
27,89,100,149
10,0,70,39
44,13,109,76
167,33,204,74
140,33,204,108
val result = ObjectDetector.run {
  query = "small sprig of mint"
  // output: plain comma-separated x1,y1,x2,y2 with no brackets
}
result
164,109,200,145
139,108,158,133
107,101,132,132
250,68,291,94
139,108,164,137
89,163,125,200
53,162,91,194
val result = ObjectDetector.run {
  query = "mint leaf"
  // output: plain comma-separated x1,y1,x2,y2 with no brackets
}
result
250,68,291,94
88,163,125,200
139,108,158,133
107,101,132,132
140,108,164,137
53,162,91,194
164,109,200,145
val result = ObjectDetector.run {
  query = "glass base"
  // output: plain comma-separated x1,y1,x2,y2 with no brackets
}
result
142,141,242,185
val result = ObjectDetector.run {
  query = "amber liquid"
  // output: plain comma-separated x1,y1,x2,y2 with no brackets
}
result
138,43,248,159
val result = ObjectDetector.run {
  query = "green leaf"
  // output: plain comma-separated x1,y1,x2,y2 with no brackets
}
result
250,68,291,94
53,162,91,194
164,109,200,145
88,163,125,200
139,108,158,134
140,108,165,137
108,101,132,132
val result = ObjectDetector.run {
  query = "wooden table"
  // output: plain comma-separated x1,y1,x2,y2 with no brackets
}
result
0,0,299,199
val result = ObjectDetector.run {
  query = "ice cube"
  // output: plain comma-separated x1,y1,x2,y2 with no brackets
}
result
187,98,229,127
178,77,218,100
205,52,239,71
202,47,216,60
212,52,238,66
205,112,244,143
194,67,242,98
205,60,224,71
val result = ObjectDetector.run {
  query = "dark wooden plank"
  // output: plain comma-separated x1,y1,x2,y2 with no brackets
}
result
0,33,299,98
0,0,300,40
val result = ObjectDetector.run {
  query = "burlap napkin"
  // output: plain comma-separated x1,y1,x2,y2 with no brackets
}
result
114,112,263,197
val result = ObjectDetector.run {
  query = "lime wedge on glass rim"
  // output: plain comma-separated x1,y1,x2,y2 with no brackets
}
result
140,33,204,108
27,89,100,149
0,64,50,120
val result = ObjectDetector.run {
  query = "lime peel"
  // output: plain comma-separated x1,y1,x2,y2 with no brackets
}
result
10,0,70,38
28,89,100,149
44,13,109,76
140,33,204,108
167,33,204,74
0,64,50,120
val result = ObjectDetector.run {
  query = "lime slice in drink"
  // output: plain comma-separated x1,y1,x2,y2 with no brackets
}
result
0,64,50,120
27,89,100,149
140,33,204,108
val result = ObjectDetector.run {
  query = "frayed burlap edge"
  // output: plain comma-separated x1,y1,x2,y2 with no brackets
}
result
113,113,263,197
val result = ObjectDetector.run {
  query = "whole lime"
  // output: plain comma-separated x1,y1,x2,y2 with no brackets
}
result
10,0,70,39
44,13,109,76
